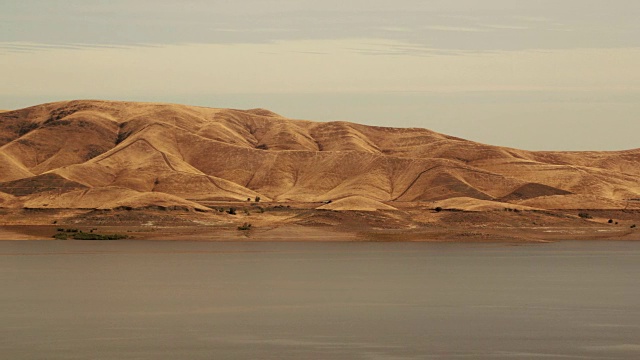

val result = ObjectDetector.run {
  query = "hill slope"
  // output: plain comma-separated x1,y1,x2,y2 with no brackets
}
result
1,100,638,211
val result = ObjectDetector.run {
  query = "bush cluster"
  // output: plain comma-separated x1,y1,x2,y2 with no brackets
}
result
70,233,128,240
578,212,592,219
238,223,252,231
53,228,128,240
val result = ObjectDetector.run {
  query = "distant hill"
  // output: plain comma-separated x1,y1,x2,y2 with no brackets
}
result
0,100,638,211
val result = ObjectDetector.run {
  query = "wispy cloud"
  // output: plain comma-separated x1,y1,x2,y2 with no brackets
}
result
480,24,529,30
437,14,482,22
377,27,412,33
513,16,552,23
210,28,295,34
424,25,489,33
0,42,159,54
1,1,639,53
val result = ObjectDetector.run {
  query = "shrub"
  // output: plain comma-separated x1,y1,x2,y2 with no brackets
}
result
578,212,592,219
255,196,261,202
53,233,68,240
631,224,637,229
434,207,442,213
227,208,237,215
17,121,39,136
115,125,131,144
238,223,252,230
608,219,613,224
71,232,128,240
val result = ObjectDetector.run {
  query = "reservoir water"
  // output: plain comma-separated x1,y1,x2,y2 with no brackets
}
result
1,241,639,359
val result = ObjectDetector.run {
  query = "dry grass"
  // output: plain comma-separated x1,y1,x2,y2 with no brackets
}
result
0,100,638,213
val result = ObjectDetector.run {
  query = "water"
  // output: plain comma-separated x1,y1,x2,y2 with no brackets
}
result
1,241,639,359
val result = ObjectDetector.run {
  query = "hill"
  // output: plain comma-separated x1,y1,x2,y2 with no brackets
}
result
0,100,639,213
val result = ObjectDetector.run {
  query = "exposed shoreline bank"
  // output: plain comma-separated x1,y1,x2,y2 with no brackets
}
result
2,206,639,243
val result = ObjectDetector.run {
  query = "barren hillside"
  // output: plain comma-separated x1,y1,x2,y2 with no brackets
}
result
1,100,638,211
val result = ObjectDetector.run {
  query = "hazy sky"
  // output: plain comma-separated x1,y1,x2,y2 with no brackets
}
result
2,0,639,150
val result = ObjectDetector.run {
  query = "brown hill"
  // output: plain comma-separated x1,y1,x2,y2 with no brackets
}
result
1,100,639,211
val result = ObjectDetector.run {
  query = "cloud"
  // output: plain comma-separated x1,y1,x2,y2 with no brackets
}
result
424,25,488,33
513,16,552,23
2,1,640,52
0,42,158,55
480,24,529,30
377,27,412,33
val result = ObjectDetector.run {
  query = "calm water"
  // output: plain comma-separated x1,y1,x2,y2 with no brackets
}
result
1,241,639,359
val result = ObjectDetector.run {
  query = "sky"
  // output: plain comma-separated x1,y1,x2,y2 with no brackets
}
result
1,0,639,150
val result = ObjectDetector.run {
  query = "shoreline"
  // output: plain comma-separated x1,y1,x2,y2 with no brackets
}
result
1,206,639,243
2,225,638,244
